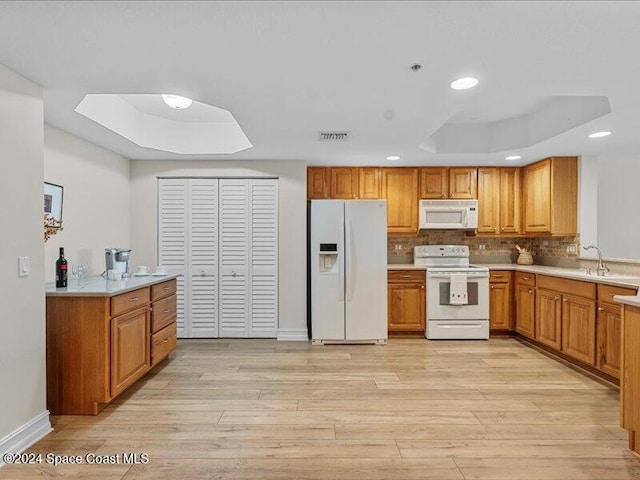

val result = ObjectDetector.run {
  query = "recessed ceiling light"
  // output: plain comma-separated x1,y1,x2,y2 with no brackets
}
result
505,155,521,161
162,94,193,110
450,77,479,90
386,155,400,161
588,130,612,138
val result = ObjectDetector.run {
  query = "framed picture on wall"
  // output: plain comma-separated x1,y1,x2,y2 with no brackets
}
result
44,182,64,226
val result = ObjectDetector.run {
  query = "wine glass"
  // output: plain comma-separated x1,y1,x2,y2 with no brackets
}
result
72,264,88,287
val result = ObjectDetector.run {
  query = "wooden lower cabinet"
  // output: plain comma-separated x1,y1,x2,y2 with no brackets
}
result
621,304,640,455
387,270,425,333
46,279,177,415
561,294,596,365
515,283,536,339
489,271,512,331
597,302,622,378
111,307,150,397
535,289,562,350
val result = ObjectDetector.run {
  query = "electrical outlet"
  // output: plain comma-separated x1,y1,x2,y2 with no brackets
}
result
394,244,402,251
566,244,578,255
478,244,486,251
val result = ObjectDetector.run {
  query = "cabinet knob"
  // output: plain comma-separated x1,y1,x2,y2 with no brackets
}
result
490,285,494,289
554,296,560,301
598,307,605,311
528,289,533,294
562,298,568,302
128,296,139,302
420,286,425,290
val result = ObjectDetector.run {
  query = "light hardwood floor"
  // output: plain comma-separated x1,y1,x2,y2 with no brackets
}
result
3,338,640,479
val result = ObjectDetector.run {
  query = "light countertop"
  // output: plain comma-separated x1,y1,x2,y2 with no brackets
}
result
614,295,640,308
388,263,640,289
45,273,180,297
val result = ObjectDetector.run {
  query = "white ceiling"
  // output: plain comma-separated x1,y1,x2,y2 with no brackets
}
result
0,1,639,166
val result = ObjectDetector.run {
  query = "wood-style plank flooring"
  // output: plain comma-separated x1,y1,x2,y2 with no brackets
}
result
3,338,640,479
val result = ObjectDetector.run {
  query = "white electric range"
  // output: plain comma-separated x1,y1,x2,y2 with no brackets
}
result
414,245,489,340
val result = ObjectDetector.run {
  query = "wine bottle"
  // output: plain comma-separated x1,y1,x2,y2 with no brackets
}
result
55,247,68,288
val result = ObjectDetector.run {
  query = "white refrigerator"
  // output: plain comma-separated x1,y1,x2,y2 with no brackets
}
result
310,200,388,344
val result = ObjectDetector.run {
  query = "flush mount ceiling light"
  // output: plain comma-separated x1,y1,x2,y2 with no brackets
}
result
505,155,521,160
161,94,193,109
588,130,612,138
386,155,400,161
450,77,479,90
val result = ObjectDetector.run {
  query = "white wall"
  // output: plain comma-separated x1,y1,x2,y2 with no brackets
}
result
578,155,598,259
597,153,640,261
130,160,307,336
44,126,131,281
0,65,49,448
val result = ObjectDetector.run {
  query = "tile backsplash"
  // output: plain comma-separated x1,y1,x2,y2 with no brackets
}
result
388,231,580,265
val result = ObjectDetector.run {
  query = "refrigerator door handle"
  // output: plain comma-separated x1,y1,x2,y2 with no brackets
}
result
338,218,345,302
346,219,356,301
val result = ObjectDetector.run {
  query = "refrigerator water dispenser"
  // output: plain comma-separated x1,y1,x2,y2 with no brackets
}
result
319,243,338,273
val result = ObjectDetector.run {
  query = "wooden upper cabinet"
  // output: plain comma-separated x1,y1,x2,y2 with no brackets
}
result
381,168,419,234
359,167,382,199
307,167,330,199
477,168,500,234
330,167,359,199
449,167,477,199
523,157,577,235
419,168,448,199
499,167,521,234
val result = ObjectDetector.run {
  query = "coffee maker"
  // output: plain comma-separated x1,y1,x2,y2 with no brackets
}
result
105,248,132,278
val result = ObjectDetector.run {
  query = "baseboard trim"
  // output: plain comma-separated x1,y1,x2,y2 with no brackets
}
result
277,328,309,341
0,411,52,468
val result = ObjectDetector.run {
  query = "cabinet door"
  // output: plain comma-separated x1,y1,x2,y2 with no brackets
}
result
535,289,562,350
561,294,596,365
597,302,622,378
622,305,640,434
307,167,330,199
449,168,477,199
515,284,535,339
477,168,500,234
330,167,359,199
489,281,511,330
499,167,521,234
388,283,425,332
523,160,551,233
111,307,150,397
359,168,381,199
419,168,448,199
381,168,419,234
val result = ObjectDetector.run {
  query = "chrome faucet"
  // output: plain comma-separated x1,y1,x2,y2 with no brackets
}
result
583,245,610,276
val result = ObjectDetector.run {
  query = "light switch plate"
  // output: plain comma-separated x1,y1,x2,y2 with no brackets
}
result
18,256,30,277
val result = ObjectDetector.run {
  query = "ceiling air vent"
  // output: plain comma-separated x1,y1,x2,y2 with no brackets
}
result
319,131,350,141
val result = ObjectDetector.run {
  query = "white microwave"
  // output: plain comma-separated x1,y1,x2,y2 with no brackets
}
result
419,199,478,230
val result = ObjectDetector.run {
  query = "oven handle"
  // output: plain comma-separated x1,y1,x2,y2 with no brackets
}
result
427,273,489,279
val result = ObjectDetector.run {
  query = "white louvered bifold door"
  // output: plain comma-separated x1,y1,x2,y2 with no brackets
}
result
187,179,219,338
158,179,189,337
218,180,250,337
249,180,278,338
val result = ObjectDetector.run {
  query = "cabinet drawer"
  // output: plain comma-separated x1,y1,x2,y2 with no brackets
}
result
111,287,151,317
151,294,177,334
490,271,512,283
515,272,536,287
151,279,177,302
537,275,595,299
598,284,638,305
151,322,177,367
388,270,425,284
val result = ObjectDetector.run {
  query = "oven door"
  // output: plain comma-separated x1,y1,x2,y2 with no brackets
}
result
426,272,489,320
